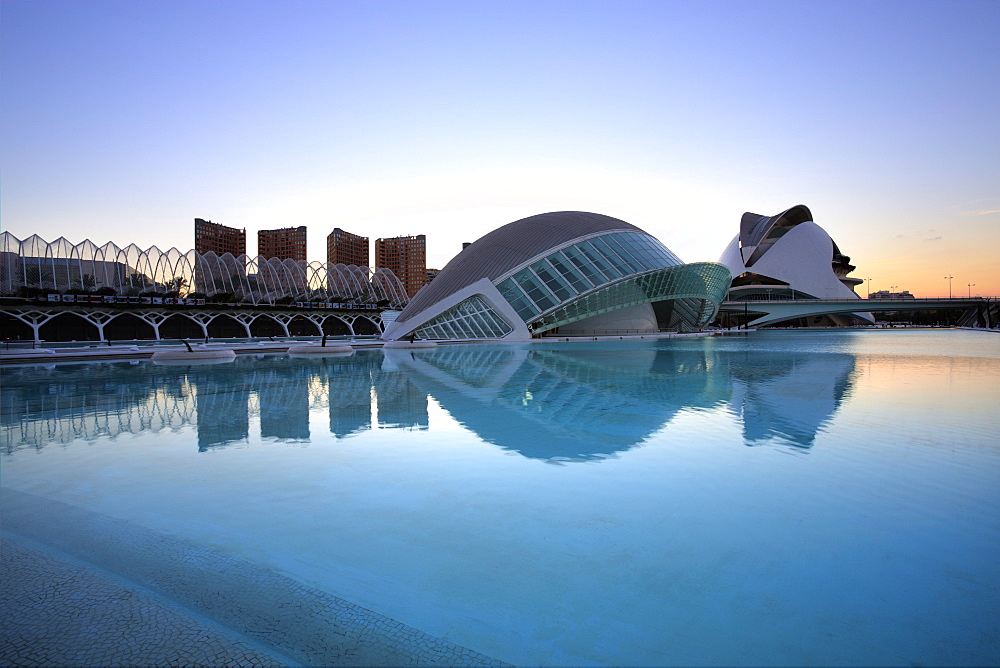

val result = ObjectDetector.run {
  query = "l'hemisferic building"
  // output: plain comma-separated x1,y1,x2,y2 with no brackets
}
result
381,211,733,341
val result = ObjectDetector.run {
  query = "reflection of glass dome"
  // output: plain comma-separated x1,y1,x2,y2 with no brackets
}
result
383,343,726,459
0,342,857,458
384,341,858,456
383,212,731,341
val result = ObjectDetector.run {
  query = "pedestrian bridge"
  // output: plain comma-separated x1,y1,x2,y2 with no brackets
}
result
718,297,988,327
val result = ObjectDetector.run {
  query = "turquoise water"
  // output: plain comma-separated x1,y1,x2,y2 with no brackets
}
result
2,330,999,665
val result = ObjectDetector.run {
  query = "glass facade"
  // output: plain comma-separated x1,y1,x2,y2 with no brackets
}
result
531,263,732,333
414,296,513,340
493,231,685,324
388,223,731,341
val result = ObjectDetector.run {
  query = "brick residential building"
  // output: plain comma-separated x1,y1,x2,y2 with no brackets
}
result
375,234,426,298
258,226,307,261
194,218,246,257
326,228,369,267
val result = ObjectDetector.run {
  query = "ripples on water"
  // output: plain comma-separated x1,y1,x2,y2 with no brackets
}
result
2,330,999,665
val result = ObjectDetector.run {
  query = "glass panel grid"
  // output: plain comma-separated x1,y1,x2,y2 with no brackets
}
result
531,259,576,302
514,268,558,312
560,245,607,285
497,279,539,322
414,296,514,340
547,251,593,293
529,262,731,334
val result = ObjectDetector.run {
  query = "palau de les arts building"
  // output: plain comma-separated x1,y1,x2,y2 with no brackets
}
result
718,204,873,327
383,206,870,341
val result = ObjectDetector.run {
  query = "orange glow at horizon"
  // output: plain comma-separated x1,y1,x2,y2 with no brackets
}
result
847,216,1000,298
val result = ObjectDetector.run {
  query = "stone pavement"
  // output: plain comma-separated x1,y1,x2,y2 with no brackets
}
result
1,488,507,667
1,536,290,667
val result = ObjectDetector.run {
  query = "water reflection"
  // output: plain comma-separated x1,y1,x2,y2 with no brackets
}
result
0,341,857,457
726,349,855,447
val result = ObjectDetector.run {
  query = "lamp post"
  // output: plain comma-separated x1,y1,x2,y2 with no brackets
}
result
968,283,975,298
944,275,953,299
866,277,871,299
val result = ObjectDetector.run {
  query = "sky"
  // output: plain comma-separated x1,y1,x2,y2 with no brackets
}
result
2,0,998,297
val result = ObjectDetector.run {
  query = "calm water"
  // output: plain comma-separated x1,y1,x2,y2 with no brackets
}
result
2,330,999,665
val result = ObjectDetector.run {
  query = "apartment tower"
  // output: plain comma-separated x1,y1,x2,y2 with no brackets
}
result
194,218,246,256
258,226,307,261
326,228,369,267
375,234,426,298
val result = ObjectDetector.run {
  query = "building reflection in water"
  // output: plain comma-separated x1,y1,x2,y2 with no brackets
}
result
1,341,856,458
328,354,378,439
374,363,429,431
195,365,249,451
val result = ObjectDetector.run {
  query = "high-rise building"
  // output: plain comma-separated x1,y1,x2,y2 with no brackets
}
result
258,226,307,261
375,234,426,298
194,218,246,256
326,228,369,267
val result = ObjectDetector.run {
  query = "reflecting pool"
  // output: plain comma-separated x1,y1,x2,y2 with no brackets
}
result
2,330,999,665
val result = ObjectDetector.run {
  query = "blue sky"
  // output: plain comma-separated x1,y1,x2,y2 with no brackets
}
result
2,0,997,295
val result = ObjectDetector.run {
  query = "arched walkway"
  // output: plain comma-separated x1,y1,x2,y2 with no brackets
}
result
159,313,206,340
105,313,156,341
321,317,352,336
288,315,320,336
207,314,249,339
39,313,100,342
1,306,395,343
353,316,380,336
0,313,34,341
249,314,287,338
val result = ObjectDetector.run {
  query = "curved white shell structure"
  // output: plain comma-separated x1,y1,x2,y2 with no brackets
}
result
719,205,872,325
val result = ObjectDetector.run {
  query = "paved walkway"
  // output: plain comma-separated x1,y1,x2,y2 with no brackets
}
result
1,535,290,667
1,488,506,667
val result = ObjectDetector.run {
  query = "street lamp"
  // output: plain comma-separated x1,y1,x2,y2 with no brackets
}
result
968,283,976,298
866,277,872,299
944,275,953,299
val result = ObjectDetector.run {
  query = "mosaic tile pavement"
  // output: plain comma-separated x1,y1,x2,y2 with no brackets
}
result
1,488,507,666
2,536,290,667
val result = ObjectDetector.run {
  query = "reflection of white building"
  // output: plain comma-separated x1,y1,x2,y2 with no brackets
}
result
727,352,855,448
718,205,872,326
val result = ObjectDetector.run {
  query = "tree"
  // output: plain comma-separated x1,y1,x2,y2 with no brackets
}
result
168,275,188,293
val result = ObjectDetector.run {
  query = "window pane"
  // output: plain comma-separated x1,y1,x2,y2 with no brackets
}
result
531,259,575,301
513,269,557,311
562,244,608,285
597,235,644,273
547,251,593,292
497,278,539,321
577,239,623,279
